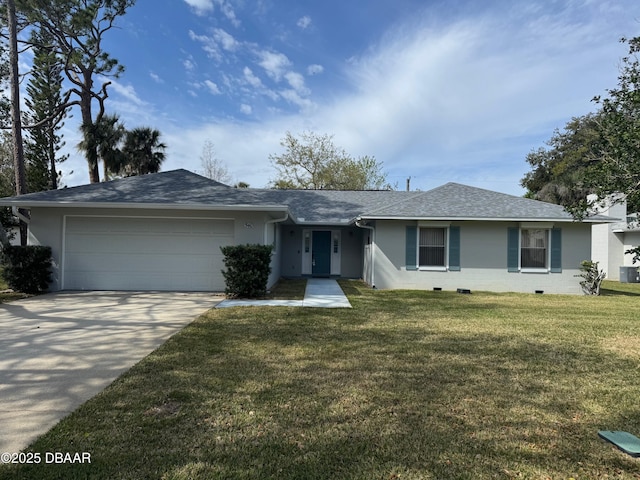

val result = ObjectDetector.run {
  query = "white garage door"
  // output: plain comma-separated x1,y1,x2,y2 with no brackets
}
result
63,216,234,291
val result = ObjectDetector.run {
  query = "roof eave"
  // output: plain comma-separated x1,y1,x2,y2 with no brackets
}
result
290,219,355,226
357,215,614,223
0,200,290,212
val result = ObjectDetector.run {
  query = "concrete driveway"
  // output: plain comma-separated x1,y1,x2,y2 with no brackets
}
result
0,291,221,454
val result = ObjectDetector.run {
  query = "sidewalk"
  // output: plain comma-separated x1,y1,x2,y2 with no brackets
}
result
216,278,352,309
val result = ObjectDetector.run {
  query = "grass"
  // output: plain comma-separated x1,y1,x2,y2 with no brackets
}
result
3,281,640,479
265,278,307,300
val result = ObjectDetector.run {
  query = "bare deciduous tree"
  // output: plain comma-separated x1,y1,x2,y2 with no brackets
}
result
199,140,231,184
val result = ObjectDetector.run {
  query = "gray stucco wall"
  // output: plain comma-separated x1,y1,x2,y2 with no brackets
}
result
372,220,591,295
341,227,364,277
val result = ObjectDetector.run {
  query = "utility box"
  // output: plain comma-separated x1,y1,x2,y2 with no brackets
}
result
620,266,640,283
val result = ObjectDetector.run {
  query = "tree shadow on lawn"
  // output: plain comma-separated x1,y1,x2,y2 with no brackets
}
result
337,279,365,296
5,313,640,479
600,288,640,297
600,280,640,297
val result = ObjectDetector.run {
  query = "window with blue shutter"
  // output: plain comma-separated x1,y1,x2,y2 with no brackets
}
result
508,227,561,273
449,226,460,271
406,226,417,271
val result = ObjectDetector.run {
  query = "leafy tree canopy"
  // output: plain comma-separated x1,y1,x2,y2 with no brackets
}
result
521,36,640,218
270,131,391,190
521,113,603,208
586,36,640,216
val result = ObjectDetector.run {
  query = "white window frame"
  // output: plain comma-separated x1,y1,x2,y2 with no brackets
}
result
520,228,550,273
417,225,449,271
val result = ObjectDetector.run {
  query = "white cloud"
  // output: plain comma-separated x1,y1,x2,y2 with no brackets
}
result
297,16,312,29
240,104,252,115
284,71,308,95
256,50,292,81
213,28,240,52
242,67,279,101
184,0,239,27
183,57,197,71
304,5,631,193
162,122,288,187
307,64,324,75
183,0,213,16
243,67,263,88
279,89,315,112
109,80,145,106
149,72,164,83
189,30,223,61
203,80,222,94
218,0,240,27
189,28,241,63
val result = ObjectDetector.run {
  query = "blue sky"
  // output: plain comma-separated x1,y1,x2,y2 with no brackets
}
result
53,0,638,194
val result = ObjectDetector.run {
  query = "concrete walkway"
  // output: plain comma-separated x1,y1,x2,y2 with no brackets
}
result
216,278,352,308
0,291,221,454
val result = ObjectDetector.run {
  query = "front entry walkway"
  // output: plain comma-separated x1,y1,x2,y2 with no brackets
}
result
216,278,352,308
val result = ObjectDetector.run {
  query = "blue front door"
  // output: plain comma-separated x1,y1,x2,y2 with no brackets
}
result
312,231,331,276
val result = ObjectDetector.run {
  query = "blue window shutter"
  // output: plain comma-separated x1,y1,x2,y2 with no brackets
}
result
507,227,519,272
449,226,460,271
550,228,562,273
406,226,417,271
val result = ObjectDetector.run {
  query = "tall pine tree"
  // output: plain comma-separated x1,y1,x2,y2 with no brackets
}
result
18,0,135,184
24,27,68,191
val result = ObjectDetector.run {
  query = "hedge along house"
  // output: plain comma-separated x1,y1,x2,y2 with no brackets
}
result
0,169,611,294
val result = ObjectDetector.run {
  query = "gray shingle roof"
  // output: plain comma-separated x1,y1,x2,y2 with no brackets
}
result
252,189,424,224
0,169,609,223
359,182,582,221
0,169,279,208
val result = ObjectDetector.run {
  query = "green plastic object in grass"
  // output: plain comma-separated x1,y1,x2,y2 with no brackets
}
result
598,430,640,457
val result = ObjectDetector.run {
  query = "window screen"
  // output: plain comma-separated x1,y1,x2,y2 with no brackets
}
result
419,228,446,267
521,229,548,268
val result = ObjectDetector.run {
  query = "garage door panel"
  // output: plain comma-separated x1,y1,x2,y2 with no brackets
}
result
68,272,225,291
65,253,222,272
63,217,233,291
67,236,222,255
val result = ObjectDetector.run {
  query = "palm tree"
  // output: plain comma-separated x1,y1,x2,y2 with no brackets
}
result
77,114,126,181
121,127,166,176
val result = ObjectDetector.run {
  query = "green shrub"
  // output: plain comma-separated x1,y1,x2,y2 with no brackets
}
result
221,244,273,298
1,245,52,294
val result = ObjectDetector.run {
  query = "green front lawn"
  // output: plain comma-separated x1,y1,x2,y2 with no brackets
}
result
3,281,640,479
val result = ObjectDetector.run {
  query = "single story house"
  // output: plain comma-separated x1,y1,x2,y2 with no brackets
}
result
0,169,611,294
